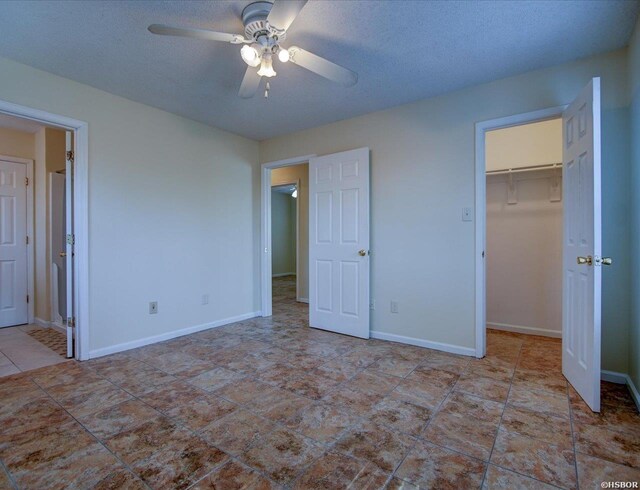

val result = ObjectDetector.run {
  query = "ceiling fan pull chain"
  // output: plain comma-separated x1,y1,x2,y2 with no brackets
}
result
265,82,271,99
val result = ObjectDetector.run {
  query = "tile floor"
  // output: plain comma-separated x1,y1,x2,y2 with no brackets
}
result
0,276,638,489
0,324,67,376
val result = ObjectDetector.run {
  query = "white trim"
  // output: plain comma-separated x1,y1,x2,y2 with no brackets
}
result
33,317,49,328
272,272,295,277
33,316,66,334
600,370,640,411
49,322,66,334
370,330,476,357
0,155,34,324
600,370,627,384
298,297,309,304
0,99,90,361
261,154,316,317
89,311,261,359
487,322,562,338
475,106,566,358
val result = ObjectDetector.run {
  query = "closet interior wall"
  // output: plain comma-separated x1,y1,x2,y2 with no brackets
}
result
485,119,563,338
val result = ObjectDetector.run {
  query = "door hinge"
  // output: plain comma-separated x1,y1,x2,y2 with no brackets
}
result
66,234,75,245
67,317,75,328
26,236,29,245
26,295,29,304
66,150,74,163
25,177,29,186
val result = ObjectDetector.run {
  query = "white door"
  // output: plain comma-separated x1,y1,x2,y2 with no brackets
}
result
50,172,66,325
309,148,370,338
562,77,602,412
65,132,74,358
0,160,28,328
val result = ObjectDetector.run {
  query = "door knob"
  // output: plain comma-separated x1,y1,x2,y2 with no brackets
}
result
601,257,612,266
577,256,593,266
59,252,67,258
358,249,367,257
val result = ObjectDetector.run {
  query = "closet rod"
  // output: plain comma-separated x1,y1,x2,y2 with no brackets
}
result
486,162,562,176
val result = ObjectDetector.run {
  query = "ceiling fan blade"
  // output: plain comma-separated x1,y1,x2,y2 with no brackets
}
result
288,46,358,87
238,67,262,98
148,24,245,44
266,0,308,32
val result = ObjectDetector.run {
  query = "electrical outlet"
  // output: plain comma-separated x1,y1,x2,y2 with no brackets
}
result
149,301,158,314
462,207,473,222
370,299,376,310
202,294,209,305
390,300,399,314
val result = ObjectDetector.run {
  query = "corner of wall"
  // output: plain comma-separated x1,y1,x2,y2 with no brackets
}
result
628,16,640,392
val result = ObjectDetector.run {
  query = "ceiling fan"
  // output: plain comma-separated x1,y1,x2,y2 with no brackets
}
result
148,0,358,99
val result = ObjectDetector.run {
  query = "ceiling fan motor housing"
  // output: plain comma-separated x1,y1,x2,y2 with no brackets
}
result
242,1,286,43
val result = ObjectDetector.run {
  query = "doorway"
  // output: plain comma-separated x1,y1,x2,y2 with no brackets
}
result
271,181,301,313
261,148,371,339
485,118,563,341
475,78,605,412
0,98,89,362
483,117,565,389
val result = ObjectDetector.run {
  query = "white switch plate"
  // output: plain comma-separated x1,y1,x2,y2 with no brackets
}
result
149,301,158,314
370,299,375,310
202,294,209,305
390,301,399,314
462,207,473,222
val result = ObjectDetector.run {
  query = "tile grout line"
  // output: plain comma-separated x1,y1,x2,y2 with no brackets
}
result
68,360,280,489
567,382,581,490
384,355,469,487
478,337,524,488
86,337,375,489
28,374,154,490
0,458,18,490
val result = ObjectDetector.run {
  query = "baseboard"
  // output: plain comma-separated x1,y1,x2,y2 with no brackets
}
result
601,370,640,411
487,322,561,338
272,272,295,277
88,311,261,359
33,317,49,328
50,322,66,334
370,331,475,357
297,297,309,304
34,317,67,334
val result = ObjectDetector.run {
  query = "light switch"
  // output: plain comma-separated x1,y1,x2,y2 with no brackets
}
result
462,207,473,222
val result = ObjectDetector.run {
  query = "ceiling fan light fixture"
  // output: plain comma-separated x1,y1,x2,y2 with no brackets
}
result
278,47,290,63
257,53,277,77
241,44,261,67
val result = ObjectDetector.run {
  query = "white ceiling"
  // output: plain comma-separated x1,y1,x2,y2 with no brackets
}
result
0,113,46,133
0,1,637,140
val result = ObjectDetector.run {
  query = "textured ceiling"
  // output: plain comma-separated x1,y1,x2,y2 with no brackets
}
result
0,0,637,140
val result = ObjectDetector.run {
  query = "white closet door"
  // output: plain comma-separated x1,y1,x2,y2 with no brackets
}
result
562,78,602,412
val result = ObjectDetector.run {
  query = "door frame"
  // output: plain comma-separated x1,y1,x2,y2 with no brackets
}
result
474,106,566,358
270,180,302,301
0,99,90,360
0,154,34,325
261,154,316,317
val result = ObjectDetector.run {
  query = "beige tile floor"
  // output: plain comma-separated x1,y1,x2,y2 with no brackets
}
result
0,324,67,376
0,276,638,489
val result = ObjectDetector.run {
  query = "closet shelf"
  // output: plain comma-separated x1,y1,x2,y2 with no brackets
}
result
486,162,562,176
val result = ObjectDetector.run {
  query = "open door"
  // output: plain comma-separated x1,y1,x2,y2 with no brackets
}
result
562,77,606,412
65,132,74,359
309,148,370,338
